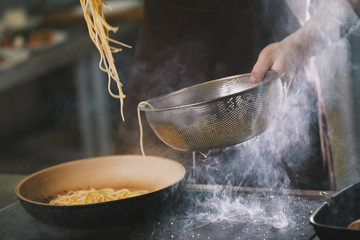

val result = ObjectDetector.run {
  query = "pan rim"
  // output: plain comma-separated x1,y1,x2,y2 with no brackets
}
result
15,154,186,207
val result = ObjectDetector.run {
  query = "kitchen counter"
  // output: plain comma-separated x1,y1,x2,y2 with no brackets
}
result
0,174,26,208
0,185,328,240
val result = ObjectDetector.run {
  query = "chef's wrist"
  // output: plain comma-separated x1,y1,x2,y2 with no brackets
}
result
280,33,310,64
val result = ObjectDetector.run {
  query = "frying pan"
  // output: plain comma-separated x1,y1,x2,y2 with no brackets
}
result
310,182,360,239
15,155,186,228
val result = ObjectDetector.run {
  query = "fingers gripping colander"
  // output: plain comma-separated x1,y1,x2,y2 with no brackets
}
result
138,71,285,152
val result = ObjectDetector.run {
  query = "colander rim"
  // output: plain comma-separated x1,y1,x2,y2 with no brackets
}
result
138,71,284,112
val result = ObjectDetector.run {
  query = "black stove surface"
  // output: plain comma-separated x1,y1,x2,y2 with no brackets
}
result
0,185,327,240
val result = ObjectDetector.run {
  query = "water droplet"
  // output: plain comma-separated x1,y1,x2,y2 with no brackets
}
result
198,150,212,158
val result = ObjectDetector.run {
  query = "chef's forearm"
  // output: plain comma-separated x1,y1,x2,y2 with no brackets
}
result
285,0,359,61
250,0,359,83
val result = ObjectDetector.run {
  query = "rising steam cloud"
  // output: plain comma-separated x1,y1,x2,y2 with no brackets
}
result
179,0,360,232
121,0,360,236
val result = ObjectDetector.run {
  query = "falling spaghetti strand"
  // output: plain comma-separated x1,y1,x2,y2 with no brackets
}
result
80,0,131,121
137,101,154,169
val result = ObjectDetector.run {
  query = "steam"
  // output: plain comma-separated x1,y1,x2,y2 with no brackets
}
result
123,0,360,237
175,0,360,234
191,0,360,189
191,191,292,229
307,0,360,189
146,187,321,240
192,82,314,189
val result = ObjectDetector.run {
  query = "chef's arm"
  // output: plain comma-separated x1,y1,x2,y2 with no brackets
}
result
250,0,360,83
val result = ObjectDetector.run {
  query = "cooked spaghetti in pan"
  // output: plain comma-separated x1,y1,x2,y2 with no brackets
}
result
49,187,149,205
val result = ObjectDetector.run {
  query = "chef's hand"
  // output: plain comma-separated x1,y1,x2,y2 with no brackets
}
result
250,0,360,85
250,36,304,87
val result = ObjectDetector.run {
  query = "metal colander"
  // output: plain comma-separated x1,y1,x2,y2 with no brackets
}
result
139,71,285,152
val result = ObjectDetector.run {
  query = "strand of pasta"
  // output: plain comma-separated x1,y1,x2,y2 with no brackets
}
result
80,0,131,121
137,101,154,169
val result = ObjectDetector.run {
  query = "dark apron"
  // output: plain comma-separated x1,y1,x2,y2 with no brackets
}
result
116,0,335,190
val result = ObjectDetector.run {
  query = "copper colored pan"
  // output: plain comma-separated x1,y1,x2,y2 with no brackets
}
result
15,155,186,228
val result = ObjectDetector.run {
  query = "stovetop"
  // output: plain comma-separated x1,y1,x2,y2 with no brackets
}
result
0,184,330,240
